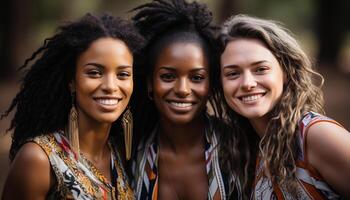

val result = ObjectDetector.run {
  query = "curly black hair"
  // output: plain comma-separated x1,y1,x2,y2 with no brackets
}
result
131,0,244,198
1,13,144,161
131,0,219,136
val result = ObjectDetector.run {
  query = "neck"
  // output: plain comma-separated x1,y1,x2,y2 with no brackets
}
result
249,115,269,138
158,115,206,154
77,112,112,160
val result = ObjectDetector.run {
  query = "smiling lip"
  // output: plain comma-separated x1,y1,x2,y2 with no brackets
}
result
94,97,122,111
237,93,266,103
166,100,195,112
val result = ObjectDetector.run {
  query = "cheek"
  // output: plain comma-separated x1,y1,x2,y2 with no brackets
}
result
152,79,171,97
223,87,234,104
222,80,238,97
194,80,210,97
75,76,99,96
222,81,240,108
276,84,284,101
268,73,284,96
122,80,134,99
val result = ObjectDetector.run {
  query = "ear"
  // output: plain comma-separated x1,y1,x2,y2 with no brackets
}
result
69,81,76,93
147,78,154,100
147,78,152,93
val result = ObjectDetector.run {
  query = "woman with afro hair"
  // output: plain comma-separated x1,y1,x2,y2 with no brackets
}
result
130,0,245,199
2,13,144,199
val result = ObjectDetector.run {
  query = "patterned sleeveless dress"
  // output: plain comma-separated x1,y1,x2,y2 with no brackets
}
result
29,131,134,200
252,112,343,200
132,116,241,200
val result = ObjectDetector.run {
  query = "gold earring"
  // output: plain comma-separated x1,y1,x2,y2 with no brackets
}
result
68,92,80,156
148,90,153,100
122,108,133,160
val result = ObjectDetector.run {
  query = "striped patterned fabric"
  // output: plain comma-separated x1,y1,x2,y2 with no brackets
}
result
132,116,240,200
252,112,343,200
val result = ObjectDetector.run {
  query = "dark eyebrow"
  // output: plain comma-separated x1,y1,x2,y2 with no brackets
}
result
158,66,176,71
84,63,104,69
251,60,268,65
117,65,133,69
84,63,132,69
222,64,239,69
190,67,207,73
158,66,207,72
222,60,269,69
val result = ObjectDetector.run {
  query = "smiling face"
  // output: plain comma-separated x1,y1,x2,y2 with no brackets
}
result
151,42,209,124
74,37,133,125
220,38,285,122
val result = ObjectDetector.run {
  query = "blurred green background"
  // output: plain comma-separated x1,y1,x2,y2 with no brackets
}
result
1,0,350,195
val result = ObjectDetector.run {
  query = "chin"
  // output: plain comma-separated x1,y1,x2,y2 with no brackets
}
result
236,108,265,119
165,115,195,125
96,113,123,124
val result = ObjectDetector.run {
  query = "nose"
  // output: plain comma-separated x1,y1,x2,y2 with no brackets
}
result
241,72,257,91
101,74,119,93
174,78,191,97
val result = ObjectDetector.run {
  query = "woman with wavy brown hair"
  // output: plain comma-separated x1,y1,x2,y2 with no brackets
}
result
216,14,350,199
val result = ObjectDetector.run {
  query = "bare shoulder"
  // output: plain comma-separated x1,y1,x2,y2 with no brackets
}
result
307,121,350,158
306,120,350,197
2,142,54,200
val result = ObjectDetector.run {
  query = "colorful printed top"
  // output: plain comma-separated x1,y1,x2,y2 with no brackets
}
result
132,116,241,200
252,112,343,200
29,132,134,200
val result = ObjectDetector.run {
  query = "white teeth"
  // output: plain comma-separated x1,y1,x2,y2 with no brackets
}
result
241,94,263,102
170,102,192,108
96,99,119,105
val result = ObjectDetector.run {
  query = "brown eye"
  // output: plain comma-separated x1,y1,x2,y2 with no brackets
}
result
225,70,240,79
117,71,131,80
191,74,205,82
255,66,269,74
160,73,176,82
87,70,102,78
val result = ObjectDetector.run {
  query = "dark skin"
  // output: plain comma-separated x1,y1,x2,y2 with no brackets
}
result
2,38,133,199
2,143,54,200
158,117,208,200
151,42,209,199
2,128,112,200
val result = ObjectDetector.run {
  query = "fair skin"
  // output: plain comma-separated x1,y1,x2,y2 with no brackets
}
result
220,38,284,136
151,42,209,200
2,37,133,199
307,122,350,198
221,38,350,198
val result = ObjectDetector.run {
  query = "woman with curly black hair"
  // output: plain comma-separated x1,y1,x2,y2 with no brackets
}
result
1,13,144,199
130,0,244,199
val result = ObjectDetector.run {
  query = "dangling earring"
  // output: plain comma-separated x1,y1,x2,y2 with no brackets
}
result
148,90,154,100
68,92,80,156
122,108,133,160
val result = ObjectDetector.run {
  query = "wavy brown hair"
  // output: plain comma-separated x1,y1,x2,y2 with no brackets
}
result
217,14,325,195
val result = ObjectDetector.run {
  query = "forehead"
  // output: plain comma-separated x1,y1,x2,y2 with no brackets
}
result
221,38,277,66
79,37,133,62
155,42,209,70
